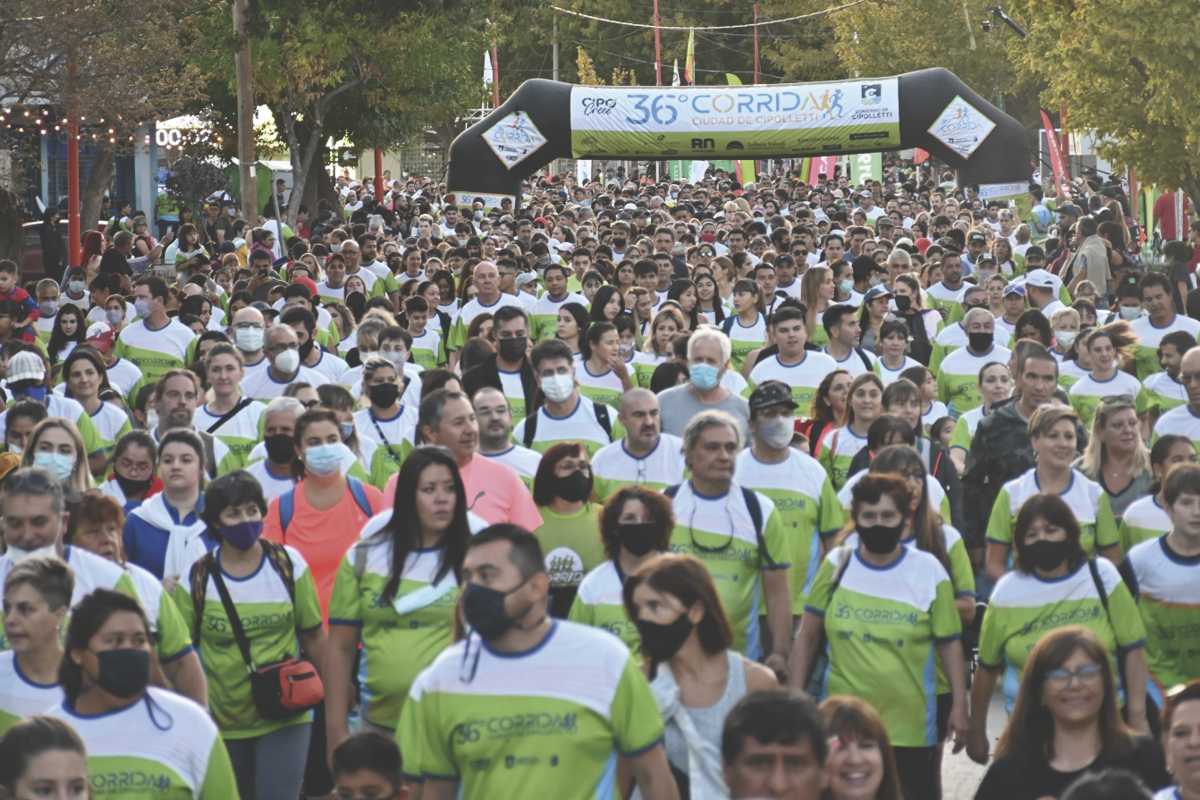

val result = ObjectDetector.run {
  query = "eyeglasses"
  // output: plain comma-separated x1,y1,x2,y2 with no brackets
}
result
1045,663,1102,687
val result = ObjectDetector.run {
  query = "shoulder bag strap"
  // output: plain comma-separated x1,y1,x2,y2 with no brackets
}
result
206,397,254,434
207,556,258,671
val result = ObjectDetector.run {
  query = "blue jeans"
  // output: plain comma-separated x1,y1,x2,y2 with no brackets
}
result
225,722,312,800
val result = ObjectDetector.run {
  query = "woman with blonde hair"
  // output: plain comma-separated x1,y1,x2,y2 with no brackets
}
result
1077,397,1153,521
21,417,93,495
800,266,834,345
633,305,686,388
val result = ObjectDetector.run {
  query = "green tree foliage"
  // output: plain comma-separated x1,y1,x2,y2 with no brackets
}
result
1007,0,1200,209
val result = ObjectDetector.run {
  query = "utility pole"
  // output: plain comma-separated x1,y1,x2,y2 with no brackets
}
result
66,50,80,267
552,15,559,82
653,0,663,87
753,3,760,84
491,46,501,107
233,0,257,223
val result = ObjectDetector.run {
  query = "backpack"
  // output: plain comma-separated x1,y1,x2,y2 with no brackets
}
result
663,484,776,567
521,402,613,449
189,539,296,646
278,477,373,538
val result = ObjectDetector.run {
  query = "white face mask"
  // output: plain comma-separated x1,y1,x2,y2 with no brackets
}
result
540,373,575,403
234,326,264,352
273,349,301,374
1054,330,1077,348
757,416,795,450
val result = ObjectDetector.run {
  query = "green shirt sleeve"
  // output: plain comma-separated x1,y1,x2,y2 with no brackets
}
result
199,730,241,799
1108,578,1148,650
449,317,467,351
931,576,962,640
155,587,193,662
803,553,837,616
1094,494,1120,552
610,654,666,755
949,416,972,453
171,581,197,641
986,487,1015,545
818,477,845,536
74,410,104,456
977,603,1005,669
293,564,324,632
761,505,790,569
567,594,593,627
946,536,977,599
327,555,362,625
398,684,454,779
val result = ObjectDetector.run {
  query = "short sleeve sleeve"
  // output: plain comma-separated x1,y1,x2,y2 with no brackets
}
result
1106,573,1148,651
397,680,455,780
930,572,962,642
818,477,846,537
760,503,790,570
198,734,240,800
327,554,363,627
1094,494,1121,551
985,488,1015,545
804,552,838,617
977,602,1006,669
290,554,324,632
154,586,193,662
609,654,665,756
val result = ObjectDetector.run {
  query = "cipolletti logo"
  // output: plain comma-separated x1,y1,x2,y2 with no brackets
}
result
860,84,882,105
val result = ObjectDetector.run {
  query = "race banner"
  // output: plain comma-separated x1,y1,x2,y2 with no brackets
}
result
569,78,901,160
1039,108,1068,196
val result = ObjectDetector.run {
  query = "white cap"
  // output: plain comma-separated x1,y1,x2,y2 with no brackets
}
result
6,351,45,384
86,321,112,338
1025,268,1057,289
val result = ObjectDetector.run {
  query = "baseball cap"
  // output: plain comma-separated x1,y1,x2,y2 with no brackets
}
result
863,285,894,303
1003,284,1026,298
7,351,46,384
1025,268,1057,289
748,380,798,414
968,231,987,244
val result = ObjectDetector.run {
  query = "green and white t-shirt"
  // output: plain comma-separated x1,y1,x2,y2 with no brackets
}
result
747,352,839,413
1068,370,1144,430
528,292,588,342
397,620,664,796
48,686,239,799
409,327,446,369
667,482,789,659
575,364,625,409
805,546,961,747
125,561,193,665
1153,405,1200,457
925,281,967,322
1119,496,1171,553
937,345,1012,418
513,396,622,456
736,449,844,613
922,400,950,435
353,405,419,486
978,558,1145,708
449,295,526,351
726,314,768,371
1141,372,1187,417
568,561,641,655
817,426,869,491
1130,314,1200,381
328,513,460,730
1128,536,1200,700
536,504,605,597
0,651,61,735
875,355,922,385
591,434,686,501
481,445,542,489
496,366,532,420
948,405,989,454
193,399,266,471
113,318,196,393
630,351,669,389
986,468,1120,557
836,471,952,523
0,547,136,652
174,544,323,739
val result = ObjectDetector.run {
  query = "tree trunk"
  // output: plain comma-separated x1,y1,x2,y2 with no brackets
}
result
80,140,114,234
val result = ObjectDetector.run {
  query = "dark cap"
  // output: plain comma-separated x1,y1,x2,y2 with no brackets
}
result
1057,202,1083,217
968,231,987,244
748,380,798,414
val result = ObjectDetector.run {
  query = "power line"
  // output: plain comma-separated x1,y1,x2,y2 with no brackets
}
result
550,0,871,31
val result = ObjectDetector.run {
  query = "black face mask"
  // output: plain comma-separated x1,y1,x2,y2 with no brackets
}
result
858,521,905,554
554,470,592,503
612,238,627,249
367,382,400,408
95,648,151,698
462,579,529,640
636,613,694,662
114,474,152,498
894,294,912,312
618,522,660,557
967,331,994,352
346,291,367,318
497,336,527,362
1025,539,1072,572
264,433,295,464
298,338,315,360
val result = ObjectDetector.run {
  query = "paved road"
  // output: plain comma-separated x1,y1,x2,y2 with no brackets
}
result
941,688,1007,799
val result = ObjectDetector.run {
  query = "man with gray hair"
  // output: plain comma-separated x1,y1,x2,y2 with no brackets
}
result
0,467,209,706
591,388,684,500
659,327,750,439
245,395,305,502
665,411,792,673
936,305,1012,416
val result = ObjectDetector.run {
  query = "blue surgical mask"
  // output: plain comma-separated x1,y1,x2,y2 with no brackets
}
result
689,362,720,391
33,451,76,481
339,422,355,441
304,442,352,476
68,280,86,294
133,298,152,318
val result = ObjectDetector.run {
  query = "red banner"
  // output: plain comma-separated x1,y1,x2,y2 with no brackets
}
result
1040,108,1068,196
809,156,836,187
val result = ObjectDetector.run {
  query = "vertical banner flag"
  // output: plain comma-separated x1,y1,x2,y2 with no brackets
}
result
724,74,756,184
685,29,695,85
483,51,493,87
850,152,882,183
576,160,592,185
1040,108,1067,196
672,59,681,88
809,156,836,187
798,158,811,184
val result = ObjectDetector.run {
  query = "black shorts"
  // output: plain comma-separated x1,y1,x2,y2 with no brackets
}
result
936,692,953,742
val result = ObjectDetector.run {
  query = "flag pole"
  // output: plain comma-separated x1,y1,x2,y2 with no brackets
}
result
753,3,761,84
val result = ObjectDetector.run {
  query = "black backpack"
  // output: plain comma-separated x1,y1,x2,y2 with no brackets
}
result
521,402,612,449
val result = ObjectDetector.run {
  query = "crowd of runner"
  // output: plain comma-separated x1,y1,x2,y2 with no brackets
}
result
1,160,1200,799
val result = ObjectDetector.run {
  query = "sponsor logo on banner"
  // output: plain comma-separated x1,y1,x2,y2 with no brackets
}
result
927,96,996,158
569,79,901,159
481,110,548,170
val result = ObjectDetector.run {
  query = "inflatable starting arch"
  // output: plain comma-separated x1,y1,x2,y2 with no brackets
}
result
447,68,1030,206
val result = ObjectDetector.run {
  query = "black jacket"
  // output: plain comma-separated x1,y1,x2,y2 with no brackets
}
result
462,353,537,413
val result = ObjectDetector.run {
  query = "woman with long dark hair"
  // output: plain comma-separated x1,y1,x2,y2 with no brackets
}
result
61,346,130,477
588,285,625,325
800,369,852,458
53,588,239,797
820,695,905,800
974,626,1169,799
47,304,87,369
325,447,473,749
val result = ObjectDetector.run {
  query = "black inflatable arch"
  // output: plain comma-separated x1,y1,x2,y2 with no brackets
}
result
448,67,1029,204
